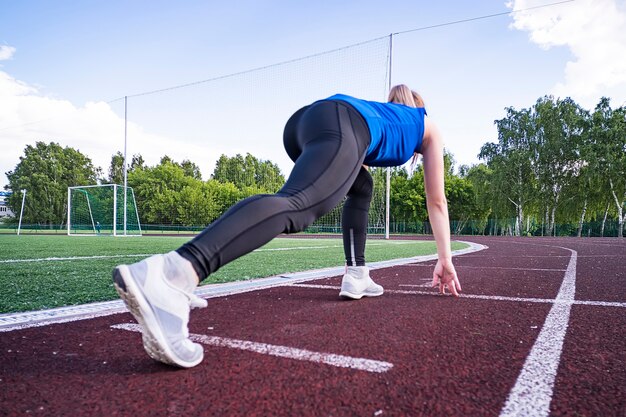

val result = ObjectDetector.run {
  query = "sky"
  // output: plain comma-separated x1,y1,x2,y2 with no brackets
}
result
1,0,625,190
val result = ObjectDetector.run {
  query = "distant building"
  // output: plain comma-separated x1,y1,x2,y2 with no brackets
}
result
0,191,14,218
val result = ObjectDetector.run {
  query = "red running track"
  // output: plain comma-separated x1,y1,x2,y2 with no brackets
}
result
0,237,624,416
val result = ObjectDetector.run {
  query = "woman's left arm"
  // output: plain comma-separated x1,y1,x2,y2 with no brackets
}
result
421,117,461,296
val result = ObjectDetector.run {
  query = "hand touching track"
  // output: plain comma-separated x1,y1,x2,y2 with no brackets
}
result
431,259,461,297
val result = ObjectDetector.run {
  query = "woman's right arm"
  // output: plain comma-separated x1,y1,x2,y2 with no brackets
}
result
421,116,461,296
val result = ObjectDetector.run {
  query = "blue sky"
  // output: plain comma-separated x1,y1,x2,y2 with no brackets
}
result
1,0,625,189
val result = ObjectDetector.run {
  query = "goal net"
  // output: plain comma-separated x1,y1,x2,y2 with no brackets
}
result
67,184,142,236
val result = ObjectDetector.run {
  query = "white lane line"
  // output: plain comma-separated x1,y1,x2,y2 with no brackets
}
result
399,283,432,288
0,247,351,263
456,266,567,272
455,254,623,258
573,299,626,307
0,254,157,263
253,241,415,252
112,323,393,373
499,247,577,417
393,265,567,272
291,283,626,308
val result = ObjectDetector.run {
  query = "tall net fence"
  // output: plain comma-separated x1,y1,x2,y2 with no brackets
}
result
307,168,387,234
114,37,391,234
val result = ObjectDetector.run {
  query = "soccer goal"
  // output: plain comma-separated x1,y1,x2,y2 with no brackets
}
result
67,184,142,236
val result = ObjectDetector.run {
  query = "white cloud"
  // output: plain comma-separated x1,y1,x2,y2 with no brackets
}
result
0,45,16,61
0,70,225,189
509,0,626,107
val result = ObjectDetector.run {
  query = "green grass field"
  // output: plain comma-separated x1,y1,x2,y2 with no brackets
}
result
0,235,468,314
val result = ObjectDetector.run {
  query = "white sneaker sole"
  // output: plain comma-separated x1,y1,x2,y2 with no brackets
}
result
339,288,384,300
113,265,202,368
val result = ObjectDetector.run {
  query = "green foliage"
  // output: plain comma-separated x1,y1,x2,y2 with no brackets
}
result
463,164,493,232
476,96,625,236
388,152,483,231
588,100,626,236
129,159,197,225
126,154,287,227
212,153,285,192
107,152,145,184
5,142,100,226
390,167,426,223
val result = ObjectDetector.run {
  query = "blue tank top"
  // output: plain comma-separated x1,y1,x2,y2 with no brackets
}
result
327,94,426,167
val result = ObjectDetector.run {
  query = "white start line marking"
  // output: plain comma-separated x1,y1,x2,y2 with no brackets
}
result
398,283,433,288
393,264,567,272
291,283,626,308
111,322,394,374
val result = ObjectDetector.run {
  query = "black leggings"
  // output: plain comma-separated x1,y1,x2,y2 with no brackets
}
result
177,100,372,280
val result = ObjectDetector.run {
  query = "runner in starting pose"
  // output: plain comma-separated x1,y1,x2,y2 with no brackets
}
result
113,84,461,368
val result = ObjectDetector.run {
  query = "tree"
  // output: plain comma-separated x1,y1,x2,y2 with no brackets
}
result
589,99,626,237
181,160,202,180
5,141,100,226
464,164,495,234
212,153,284,192
480,107,536,235
108,152,125,184
533,97,586,236
123,153,288,227
176,181,221,226
108,152,146,184
387,152,484,235
254,159,285,193
471,95,624,237
128,158,197,225
389,167,426,226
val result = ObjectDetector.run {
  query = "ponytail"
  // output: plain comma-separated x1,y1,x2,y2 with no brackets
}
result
388,84,425,108
388,84,426,171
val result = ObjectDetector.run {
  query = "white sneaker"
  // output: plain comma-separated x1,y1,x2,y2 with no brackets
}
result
112,252,206,368
339,266,384,299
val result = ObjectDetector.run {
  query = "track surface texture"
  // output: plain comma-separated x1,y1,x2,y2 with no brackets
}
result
1,237,625,416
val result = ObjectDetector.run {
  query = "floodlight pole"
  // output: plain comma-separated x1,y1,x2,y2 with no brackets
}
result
113,184,118,237
17,189,26,236
123,95,128,236
385,33,393,240
67,187,71,235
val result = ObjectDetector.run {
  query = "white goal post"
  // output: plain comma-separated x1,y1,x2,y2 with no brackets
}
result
67,184,142,236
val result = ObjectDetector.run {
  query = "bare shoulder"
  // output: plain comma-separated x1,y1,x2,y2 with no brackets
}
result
423,115,433,140
422,115,442,150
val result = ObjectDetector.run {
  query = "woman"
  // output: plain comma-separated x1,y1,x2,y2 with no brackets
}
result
113,84,461,368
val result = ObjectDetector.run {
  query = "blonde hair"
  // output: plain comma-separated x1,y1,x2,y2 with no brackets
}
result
388,84,426,170
388,84,425,108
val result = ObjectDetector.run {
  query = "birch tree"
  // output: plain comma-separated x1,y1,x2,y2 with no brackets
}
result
480,107,536,235
533,97,586,235
590,99,626,237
